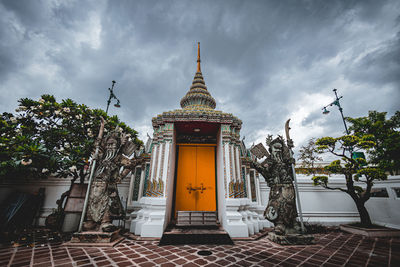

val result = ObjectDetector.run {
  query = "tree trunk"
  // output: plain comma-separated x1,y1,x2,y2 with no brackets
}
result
355,200,372,227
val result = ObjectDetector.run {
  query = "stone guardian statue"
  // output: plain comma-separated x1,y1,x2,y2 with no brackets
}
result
251,121,313,245
83,127,141,233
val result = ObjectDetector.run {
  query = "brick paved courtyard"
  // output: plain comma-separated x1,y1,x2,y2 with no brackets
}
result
1,231,399,267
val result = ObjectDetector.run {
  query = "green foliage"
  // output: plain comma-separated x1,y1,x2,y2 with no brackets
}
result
356,167,387,181
297,138,323,175
347,111,400,175
295,167,329,175
0,95,142,181
312,110,399,226
312,176,328,186
324,160,344,174
314,133,388,188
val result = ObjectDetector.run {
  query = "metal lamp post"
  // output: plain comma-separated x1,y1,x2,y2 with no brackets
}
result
78,80,121,232
106,80,121,115
322,89,350,135
322,88,354,157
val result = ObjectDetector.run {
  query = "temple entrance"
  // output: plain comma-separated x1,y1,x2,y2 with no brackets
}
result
174,144,216,214
161,143,233,245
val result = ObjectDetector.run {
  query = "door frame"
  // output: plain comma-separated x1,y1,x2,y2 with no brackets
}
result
171,143,218,220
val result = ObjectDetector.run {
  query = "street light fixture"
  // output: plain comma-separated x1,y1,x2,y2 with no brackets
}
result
106,80,121,115
322,88,349,135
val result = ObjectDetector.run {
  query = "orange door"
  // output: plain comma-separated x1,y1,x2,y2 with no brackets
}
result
175,145,216,213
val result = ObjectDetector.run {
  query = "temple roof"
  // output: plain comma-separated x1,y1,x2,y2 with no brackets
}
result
180,42,216,110
152,42,241,128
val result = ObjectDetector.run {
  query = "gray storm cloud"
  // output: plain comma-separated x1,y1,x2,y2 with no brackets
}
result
0,0,399,156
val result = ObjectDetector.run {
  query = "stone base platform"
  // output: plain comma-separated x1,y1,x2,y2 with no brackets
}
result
340,224,400,238
159,225,234,246
64,230,124,247
267,232,314,245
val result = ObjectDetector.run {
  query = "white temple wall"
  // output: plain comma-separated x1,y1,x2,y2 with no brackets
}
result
234,146,241,184
216,127,227,227
259,176,269,207
278,175,400,229
149,144,157,181
219,125,252,237
230,145,236,183
0,178,130,228
365,178,400,229
223,142,231,196
155,143,163,182
255,173,261,206
126,168,145,229
1,175,399,233
129,123,175,237
246,172,252,200
164,128,176,226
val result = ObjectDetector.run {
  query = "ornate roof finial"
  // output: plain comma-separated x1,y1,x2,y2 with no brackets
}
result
179,42,216,110
197,42,201,73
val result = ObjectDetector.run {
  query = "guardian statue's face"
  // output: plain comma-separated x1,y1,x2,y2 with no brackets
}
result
105,138,118,160
271,142,283,161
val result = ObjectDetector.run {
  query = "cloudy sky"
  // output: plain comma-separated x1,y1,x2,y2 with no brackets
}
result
1,0,399,156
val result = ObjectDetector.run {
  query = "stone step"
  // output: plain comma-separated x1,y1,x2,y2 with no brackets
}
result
159,226,234,246
176,211,218,226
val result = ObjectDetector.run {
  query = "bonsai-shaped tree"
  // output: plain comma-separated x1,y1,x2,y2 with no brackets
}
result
347,111,400,175
312,111,400,227
298,138,323,176
0,94,142,184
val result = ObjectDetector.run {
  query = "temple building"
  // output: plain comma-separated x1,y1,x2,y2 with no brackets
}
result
129,43,269,238
1,44,399,238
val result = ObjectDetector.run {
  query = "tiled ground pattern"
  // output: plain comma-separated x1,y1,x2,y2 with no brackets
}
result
1,232,399,267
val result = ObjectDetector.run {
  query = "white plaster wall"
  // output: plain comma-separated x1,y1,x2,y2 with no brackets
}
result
234,146,241,183
223,143,231,195
0,177,130,227
365,176,400,229
156,143,164,182
127,171,136,205
2,174,399,231
230,145,236,181
216,128,227,226
291,175,400,228
0,178,71,226
149,144,158,181
164,131,176,225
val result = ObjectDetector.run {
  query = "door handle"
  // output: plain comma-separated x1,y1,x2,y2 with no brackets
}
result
199,183,206,193
186,183,207,194
186,183,196,194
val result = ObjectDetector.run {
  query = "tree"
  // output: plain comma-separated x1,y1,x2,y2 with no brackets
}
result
0,95,142,184
347,111,400,175
312,128,388,227
297,138,323,175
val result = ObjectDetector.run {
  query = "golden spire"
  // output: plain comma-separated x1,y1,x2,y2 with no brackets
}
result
180,42,216,110
197,42,201,72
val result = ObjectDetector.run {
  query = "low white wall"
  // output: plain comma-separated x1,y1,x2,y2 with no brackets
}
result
2,175,399,230
365,177,400,229
0,177,130,228
0,178,71,226
294,175,400,228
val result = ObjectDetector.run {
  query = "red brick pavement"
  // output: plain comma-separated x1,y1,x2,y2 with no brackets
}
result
1,232,399,267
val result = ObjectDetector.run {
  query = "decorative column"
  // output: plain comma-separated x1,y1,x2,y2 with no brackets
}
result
222,124,249,237
130,122,174,237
